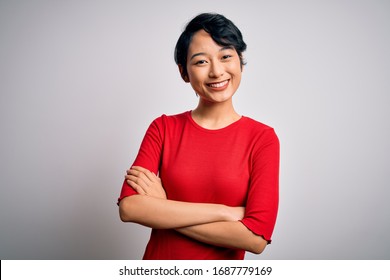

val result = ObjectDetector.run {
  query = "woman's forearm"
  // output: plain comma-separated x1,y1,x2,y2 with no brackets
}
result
176,221,267,254
119,195,243,229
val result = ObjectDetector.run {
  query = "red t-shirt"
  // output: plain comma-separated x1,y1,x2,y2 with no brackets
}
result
118,111,279,259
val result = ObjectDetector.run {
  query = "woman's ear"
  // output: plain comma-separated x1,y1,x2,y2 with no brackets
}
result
240,56,245,72
178,65,190,83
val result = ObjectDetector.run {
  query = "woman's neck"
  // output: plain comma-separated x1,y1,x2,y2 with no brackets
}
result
191,100,241,130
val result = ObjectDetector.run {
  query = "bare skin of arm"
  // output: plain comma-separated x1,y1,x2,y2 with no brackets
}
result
176,221,267,254
120,166,266,254
119,195,243,229
119,166,244,229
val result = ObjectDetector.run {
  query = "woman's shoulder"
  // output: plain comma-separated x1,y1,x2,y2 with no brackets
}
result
241,117,279,150
242,116,276,133
149,111,190,128
153,111,189,122
240,116,279,146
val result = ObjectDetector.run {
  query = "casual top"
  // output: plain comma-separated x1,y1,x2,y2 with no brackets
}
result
118,111,279,259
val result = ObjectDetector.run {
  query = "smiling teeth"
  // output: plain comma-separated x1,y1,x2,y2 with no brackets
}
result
208,80,228,88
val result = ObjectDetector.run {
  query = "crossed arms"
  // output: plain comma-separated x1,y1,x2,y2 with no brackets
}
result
119,166,267,254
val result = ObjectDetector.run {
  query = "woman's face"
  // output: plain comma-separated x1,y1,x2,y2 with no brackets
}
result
183,29,242,104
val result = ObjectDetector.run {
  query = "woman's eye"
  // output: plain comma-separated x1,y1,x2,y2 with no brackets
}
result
195,60,207,65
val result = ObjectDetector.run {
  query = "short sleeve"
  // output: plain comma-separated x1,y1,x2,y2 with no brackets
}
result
117,116,165,204
240,128,279,243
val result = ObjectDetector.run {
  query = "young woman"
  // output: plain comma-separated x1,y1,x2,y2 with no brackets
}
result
118,13,279,260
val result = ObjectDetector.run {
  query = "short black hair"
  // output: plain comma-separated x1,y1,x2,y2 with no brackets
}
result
174,13,247,79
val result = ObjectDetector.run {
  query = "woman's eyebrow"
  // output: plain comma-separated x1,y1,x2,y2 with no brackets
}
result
220,46,234,51
189,46,234,61
190,52,206,61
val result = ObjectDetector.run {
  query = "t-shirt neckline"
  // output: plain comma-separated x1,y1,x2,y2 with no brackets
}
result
186,110,245,133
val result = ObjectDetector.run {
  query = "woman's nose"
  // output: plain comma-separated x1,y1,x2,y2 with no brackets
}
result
209,61,224,78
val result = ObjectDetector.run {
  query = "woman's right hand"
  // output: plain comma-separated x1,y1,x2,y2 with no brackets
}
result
125,166,167,200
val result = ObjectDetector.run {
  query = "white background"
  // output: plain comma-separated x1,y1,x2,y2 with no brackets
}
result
0,0,389,259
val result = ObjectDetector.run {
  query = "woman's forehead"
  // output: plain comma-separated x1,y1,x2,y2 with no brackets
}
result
188,30,229,54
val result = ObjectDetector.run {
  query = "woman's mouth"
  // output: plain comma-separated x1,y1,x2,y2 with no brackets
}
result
207,80,229,89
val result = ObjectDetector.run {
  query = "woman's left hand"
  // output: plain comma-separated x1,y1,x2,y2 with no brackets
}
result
125,166,167,199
